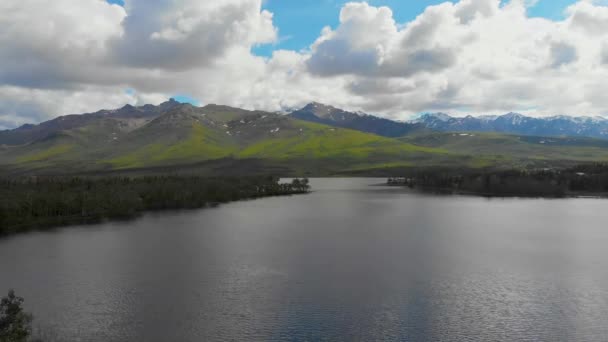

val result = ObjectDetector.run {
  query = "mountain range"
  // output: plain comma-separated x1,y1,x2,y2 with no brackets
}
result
289,102,426,137
290,104,608,169
1,100,608,176
0,100,453,175
414,112,608,139
288,102,608,140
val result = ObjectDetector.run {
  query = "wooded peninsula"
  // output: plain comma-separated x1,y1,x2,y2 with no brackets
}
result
0,176,310,236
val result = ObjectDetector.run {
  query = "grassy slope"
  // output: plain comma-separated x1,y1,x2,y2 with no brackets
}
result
2,133,79,166
1,118,135,171
16,144,74,163
236,120,461,173
401,132,608,167
239,121,447,159
4,108,608,176
108,123,238,169
106,118,454,173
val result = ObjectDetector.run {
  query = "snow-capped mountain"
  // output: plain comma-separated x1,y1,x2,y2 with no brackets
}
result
414,112,608,139
290,103,608,139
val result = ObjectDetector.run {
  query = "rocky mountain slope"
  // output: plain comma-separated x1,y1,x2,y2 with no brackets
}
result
414,112,608,139
0,101,451,175
0,99,183,146
2,101,608,176
289,102,425,138
289,103,608,140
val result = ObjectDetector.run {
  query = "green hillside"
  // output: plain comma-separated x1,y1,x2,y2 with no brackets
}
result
108,123,237,169
0,105,456,175
238,121,445,158
3,103,608,176
400,132,608,167
103,113,456,173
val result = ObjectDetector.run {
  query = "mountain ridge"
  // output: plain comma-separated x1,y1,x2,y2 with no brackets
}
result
4,100,608,144
414,111,608,139
287,103,608,140
289,102,426,138
0,101,456,175
2,100,608,176
0,98,184,146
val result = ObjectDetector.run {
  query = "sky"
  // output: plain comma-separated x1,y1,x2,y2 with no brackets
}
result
1,0,608,129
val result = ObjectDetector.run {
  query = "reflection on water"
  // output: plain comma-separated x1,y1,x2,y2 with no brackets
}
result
1,178,608,341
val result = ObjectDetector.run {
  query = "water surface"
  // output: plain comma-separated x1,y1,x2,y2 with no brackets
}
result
1,178,608,341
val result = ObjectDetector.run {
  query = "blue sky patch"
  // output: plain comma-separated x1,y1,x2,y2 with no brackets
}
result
172,95,201,106
107,0,576,56
258,0,575,55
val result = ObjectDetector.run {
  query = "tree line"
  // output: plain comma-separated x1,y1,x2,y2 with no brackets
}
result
388,164,608,197
1,290,32,342
0,176,310,235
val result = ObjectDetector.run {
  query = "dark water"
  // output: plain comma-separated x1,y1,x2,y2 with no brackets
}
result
2,178,608,341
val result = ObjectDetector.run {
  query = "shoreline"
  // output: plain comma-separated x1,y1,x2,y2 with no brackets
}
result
0,176,310,237
0,191,309,239
384,183,608,199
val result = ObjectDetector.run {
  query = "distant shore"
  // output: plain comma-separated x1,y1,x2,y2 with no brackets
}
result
386,183,608,199
385,164,608,199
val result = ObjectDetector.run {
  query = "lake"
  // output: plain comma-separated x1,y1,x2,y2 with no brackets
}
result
1,178,608,341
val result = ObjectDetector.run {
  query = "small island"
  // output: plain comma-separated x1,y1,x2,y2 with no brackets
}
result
0,176,310,236
387,164,608,198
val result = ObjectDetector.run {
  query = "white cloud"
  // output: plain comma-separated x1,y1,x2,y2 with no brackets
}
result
0,0,279,127
0,85,146,129
303,0,608,117
306,2,461,78
0,0,125,89
601,43,608,64
2,0,608,129
114,0,277,70
567,0,608,36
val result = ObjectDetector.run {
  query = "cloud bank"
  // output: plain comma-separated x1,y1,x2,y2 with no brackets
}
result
1,0,608,128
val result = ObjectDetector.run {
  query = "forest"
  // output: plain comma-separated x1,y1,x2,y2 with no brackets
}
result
0,176,310,236
388,164,608,198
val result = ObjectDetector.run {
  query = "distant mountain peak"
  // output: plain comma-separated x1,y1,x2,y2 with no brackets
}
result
300,102,341,117
0,100,194,146
201,103,237,111
120,103,136,110
17,123,35,130
414,111,608,138
290,103,424,137
417,112,452,122
306,101,329,107
497,112,527,125
501,112,524,118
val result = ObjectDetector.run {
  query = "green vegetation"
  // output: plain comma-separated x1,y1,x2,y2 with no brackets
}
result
401,132,608,165
239,121,448,160
108,123,236,168
0,290,32,342
3,103,608,176
388,163,608,198
0,176,310,236
15,144,74,164
198,104,262,123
